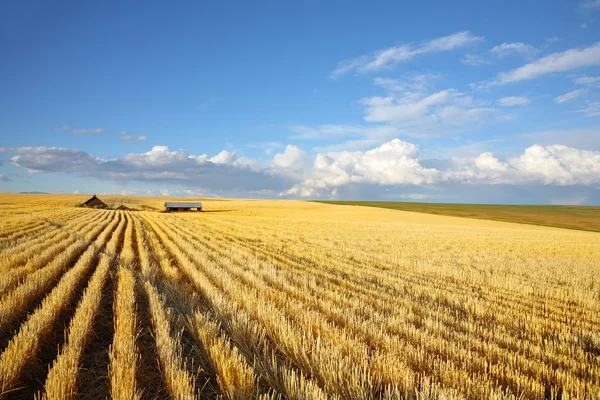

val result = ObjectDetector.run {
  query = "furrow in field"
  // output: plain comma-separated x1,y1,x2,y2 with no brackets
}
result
75,212,128,399
191,214,600,396
0,210,110,295
0,220,48,241
109,265,142,400
0,211,125,398
191,215,598,334
0,208,81,246
160,219,555,396
0,208,99,267
0,223,51,247
218,215,600,325
153,215,485,398
156,216,600,400
180,215,600,361
0,211,119,340
143,279,197,399
137,213,265,399
173,216,598,388
142,214,340,400
40,251,112,400
40,211,128,400
133,213,221,398
108,212,142,400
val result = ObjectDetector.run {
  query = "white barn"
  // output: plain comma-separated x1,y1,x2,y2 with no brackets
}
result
164,202,202,212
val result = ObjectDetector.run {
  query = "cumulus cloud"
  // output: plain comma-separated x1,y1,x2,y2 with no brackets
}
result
272,145,307,168
442,145,600,186
284,139,438,197
0,173,11,182
490,42,539,58
488,42,600,85
330,31,483,78
3,140,600,199
283,140,600,197
555,89,586,103
0,145,289,194
497,96,531,106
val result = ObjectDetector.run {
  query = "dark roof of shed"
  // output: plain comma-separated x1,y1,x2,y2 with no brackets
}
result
83,195,107,206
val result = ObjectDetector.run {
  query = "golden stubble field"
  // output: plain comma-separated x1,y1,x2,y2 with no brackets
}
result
0,193,599,400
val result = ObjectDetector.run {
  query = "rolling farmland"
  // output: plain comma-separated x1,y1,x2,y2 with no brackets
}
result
317,201,600,233
0,194,599,399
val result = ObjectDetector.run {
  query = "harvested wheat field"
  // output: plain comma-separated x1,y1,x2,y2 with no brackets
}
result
0,194,599,400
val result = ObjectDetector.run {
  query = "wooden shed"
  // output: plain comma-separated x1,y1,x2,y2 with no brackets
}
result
83,195,108,209
116,205,129,211
164,202,202,212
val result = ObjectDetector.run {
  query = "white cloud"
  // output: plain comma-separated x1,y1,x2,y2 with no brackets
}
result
120,134,147,142
272,145,307,168
573,75,600,87
497,96,531,106
373,73,440,93
490,42,539,58
362,90,452,122
554,89,586,103
209,150,236,164
330,31,483,78
361,89,494,127
4,140,600,199
373,77,407,91
72,128,104,135
284,139,438,197
0,145,286,194
462,42,537,67
449,145,600,185
53,125,71,132
0,172,11,182
461,53,489,66
490,42,600,85
579,102,600,117
119,130,146,142
519,128,600,151
283,140,600,197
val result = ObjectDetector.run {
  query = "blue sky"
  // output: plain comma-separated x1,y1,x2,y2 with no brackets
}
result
1,0,600,204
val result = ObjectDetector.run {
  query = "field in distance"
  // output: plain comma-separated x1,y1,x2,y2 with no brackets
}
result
0,193,599,399
318,200,600,232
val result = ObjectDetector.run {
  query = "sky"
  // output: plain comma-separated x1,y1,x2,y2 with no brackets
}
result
1,1,600,204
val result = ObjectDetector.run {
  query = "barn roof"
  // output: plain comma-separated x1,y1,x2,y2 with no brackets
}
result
83,195,108,207
164,202,202,208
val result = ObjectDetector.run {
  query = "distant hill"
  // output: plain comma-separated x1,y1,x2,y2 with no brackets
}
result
20,191,49,194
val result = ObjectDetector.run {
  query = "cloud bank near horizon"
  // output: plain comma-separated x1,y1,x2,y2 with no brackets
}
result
2,139,599,202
